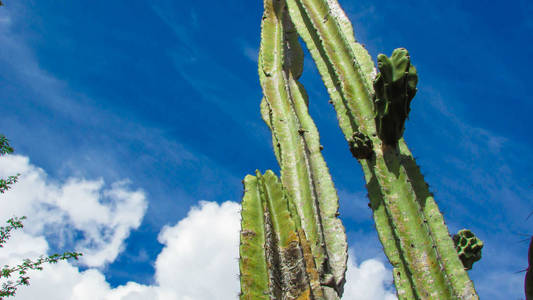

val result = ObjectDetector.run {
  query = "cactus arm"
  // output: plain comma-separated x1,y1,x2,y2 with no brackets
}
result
284,0,479,298
374,50,418,145
375,145,453,298
399,140,479,297
361,160,416,299
285,0,358,143
284,12,347,290
296,0,375,125
325,0,376,87
285,0,376,135
259,0,328,283
239,175,272,300
289,77,348,291
259,170,315,299
285,2,417,297
258,1,348,297
240,171,324,299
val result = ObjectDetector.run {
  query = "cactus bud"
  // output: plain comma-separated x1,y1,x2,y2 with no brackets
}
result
373,48,418,145
349,132,373,159
453,229,483,270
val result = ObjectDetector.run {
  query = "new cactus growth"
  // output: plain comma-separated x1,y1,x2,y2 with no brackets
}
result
241,0,480,298
373,48,418,146
452,229,483,270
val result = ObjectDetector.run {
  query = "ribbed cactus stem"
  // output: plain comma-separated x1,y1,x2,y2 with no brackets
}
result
399,141,480,295
258,0,348,298
285,0,478,298
240,171,322,299
285,0,377,137
239,174,271,300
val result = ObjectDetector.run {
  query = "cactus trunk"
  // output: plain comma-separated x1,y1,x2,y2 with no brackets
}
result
240,0,479,298
239,0,348,298
285,0,478,298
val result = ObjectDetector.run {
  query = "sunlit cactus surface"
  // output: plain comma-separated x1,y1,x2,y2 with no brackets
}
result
239,0,481,299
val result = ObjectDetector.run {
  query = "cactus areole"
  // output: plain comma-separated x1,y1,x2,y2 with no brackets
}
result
239,0,480,299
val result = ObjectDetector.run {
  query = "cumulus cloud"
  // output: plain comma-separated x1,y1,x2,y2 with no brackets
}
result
153,201,241,299
10,200,241,300
0,154,147,267
1,154,396,299
343,251,397,300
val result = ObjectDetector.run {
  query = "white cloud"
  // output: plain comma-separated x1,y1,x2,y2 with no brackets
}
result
0,156,397,299
10,200,242,300
154,201,241,299
0,154,147,267
343,251,397,300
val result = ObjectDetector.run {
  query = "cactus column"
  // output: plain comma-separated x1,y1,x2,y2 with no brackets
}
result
240,171,323,299
240,0,348,298
285,0,478,298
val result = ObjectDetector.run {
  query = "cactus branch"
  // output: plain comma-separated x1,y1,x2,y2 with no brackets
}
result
243,0,478,298
240,171,322,299
285,0,478,298
255,0,348,297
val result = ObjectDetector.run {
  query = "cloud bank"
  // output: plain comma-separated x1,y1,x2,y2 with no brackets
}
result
0,155,395,299
0,155,147,267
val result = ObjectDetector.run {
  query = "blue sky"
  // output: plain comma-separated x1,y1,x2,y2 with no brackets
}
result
0,0,532,299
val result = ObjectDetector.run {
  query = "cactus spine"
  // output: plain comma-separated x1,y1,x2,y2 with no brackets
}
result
240,0,479,299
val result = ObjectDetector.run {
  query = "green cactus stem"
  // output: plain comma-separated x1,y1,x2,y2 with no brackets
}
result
249,0,478,298
257,0,348,298
280,4,416,297
239,171,322,299
239,174,271,300
453,229,483,270
284,0,478,298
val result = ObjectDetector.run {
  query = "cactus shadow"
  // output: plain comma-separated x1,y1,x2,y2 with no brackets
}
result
399,153,432,209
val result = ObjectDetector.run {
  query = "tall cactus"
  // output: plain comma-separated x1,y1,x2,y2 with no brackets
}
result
240,0,348,298
284,0,478,298
259,2,348,297
240,0,480,298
